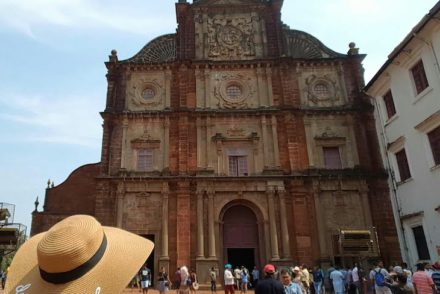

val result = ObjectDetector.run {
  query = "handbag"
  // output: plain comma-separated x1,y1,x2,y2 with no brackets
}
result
192,282,200,290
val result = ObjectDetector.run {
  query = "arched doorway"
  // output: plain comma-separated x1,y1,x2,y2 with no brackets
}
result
222,205,260,271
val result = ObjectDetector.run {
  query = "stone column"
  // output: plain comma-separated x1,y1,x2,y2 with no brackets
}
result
267,188,280,260
261,116,269,168
161,184,170,259
256,67,265,107
313,183,328,257
271,115,281,167
196,118,203,168
206,117,212,169
266,67,274,107
197,191,205,258
116,182,125,228
165,70,172,108
208,190,216,258
204,70,211,109
120,117,128,169
278,189,291,259
163,117,170,169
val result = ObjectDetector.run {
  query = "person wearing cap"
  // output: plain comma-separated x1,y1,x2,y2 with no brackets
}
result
4,214,154,294
224,264,235,294
255,264,284,294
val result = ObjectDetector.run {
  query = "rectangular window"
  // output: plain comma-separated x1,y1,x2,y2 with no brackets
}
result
411,60,429,94
323,147,342,169
395,149,411,181
228,156,248,176
428,126,440,165
383,90,396,119
412,225,431,260
137,149,153,172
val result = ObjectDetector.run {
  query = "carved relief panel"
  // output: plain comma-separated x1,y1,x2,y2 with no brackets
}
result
304,117,360,168
196,69,273,109
195,12,265,60
298,69,347,107
126,71,171,111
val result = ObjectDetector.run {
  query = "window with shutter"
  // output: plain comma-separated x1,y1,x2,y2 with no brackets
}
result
228,156,248,176
323,147,342,169
428,126,440,165
383,90,396,119
395,149,411,181
411,60,429,94
137,149,153,172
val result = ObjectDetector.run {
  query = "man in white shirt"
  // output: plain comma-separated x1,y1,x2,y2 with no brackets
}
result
224,264,235,294
351,263,360,294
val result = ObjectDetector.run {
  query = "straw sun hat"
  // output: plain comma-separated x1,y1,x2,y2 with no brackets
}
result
5,215,154,294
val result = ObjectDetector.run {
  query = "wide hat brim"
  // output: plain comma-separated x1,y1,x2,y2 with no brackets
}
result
5,226,154,294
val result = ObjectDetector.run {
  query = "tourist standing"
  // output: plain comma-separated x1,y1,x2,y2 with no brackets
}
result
225,264,236,294
179,266,190,294
174,268,182,292
431,261,440,294
351,263,361,294
158,267,170,294
240,266,249,293
252,266,260,288
313,265,324,294
141,264,152,294
412,263,434,294
282,269,303,294
234,266,242,290
255,264,284,294
330,265,345,294
190,269,198,294
370,261,392,294
402,263,413,289
210,267,217,293
301,264,311,294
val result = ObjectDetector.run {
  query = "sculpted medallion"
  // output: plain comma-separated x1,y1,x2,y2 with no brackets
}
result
208,16,255,59
213,72,255,109
129,78,164,108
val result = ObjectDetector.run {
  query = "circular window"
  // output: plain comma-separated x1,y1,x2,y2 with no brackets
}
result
314,83,330,98
226,84,242,99
142,88,156,100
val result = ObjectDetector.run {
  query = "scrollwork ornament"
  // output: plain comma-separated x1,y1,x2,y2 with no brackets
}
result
304,74,341,105
213,72,255,109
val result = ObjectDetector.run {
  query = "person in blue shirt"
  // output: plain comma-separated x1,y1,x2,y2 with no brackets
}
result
281,269,302,294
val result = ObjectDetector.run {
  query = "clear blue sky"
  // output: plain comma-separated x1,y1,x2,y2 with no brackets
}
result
0,0,438,232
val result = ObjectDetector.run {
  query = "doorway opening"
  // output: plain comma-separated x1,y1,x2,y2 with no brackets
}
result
227,248,255,271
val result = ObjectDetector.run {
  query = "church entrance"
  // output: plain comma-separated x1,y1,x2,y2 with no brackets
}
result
222,205,259,271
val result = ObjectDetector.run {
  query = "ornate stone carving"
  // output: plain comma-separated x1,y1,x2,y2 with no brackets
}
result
304,74,341,105
129,78,164,108
213,72,255,109
208,16,255,59
226,126,246,138
131,130,161,149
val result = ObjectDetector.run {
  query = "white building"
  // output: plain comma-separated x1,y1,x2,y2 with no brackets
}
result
365,2,440,268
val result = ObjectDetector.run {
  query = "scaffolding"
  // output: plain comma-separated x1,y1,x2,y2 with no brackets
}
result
0,203,27,269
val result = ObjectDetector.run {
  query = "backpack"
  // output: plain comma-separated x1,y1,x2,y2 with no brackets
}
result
374,269,385,287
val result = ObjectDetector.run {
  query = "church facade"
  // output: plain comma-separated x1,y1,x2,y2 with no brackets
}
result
32,0,400,284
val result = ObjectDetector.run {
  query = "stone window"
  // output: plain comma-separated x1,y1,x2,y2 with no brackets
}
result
228,156,248,176
383,90,396,119
412,225,431,260
411,60,429,95
137,149,153,172
428,125,440,165
314,82,330,99
226,84,242,99
142,87,156,100
395,149,411,182
323,147,342,169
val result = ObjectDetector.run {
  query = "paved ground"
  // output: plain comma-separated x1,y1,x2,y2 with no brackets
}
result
0,288,256,293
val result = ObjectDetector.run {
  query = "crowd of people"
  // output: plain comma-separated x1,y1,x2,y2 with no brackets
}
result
219,260,440,294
